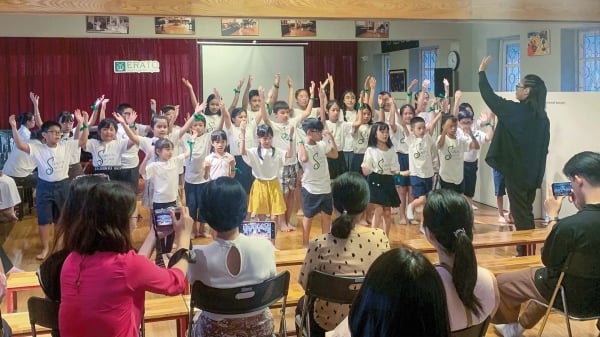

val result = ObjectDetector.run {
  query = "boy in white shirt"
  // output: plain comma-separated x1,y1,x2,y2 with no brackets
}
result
9,113,84,260
400,113,442,225
437,116,479,193
297,118,338,247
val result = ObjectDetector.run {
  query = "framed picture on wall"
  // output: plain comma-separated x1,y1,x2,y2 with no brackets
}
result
86,16,129,34
389,69,407,93
155,17,195,35
221,18,259,36
280,19,317,37
355,20,389,38
527,29,550,56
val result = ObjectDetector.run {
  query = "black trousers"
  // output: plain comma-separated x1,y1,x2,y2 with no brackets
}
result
506,178,537,256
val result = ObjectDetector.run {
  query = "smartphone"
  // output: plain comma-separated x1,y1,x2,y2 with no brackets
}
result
153,208,174,232
552,182,572,197
239,221,276,240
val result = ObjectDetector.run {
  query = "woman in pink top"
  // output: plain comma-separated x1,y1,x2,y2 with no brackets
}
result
59,181,193,337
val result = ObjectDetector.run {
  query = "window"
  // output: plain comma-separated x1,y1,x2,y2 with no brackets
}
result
382,54,391,91
500,39,521,91
420,47,437,89
578,29,600,91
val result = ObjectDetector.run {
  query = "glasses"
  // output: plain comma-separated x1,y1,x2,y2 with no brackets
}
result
515,84,526,89
45,130,63,135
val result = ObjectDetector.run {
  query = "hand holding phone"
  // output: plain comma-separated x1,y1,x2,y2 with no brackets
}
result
552,182,572,197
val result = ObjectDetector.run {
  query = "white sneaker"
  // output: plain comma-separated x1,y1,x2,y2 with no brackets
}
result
494,323,524,337
406,204,415,221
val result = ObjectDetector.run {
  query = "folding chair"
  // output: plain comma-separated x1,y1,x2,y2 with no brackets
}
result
188,271,290,337
27,296,60,337
295,270,364,337
536,251,600,337
451,315,491,337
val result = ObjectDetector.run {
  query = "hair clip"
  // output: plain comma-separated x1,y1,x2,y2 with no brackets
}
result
453,228,466,238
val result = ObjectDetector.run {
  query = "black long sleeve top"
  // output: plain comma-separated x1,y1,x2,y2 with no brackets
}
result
478,71,550,189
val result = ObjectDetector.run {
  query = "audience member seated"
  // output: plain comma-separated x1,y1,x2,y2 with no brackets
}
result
297,172,390,337
423,189,499,332
58,180,192,337
494,151,600,337
0,170,20,221
328,248,450,337
2,132,40,190
188,177,277,337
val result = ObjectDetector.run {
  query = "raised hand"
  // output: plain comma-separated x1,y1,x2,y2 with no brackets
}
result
327,73,334,85
422,79,430,90
74,109,84,124
8,115,17,129
125,111,138,125
181,77,193,89
443,78,450,88
479,56,492,72
407,79,419,92
237,78,244,91
287,76,293,88
309,81,316,96
112,112,126,124
369,77,376,89
213,88,221,101
190,129,198,141
274,73,281,87
194,102,206,114
247,75,253,87
363,76,371,90
455,90,462,101
29,92,39,106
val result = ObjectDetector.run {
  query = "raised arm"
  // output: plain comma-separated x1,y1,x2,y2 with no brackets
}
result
367,76,376,109
297,134,309,163
297,81,316,123
240,121,248,156
30,92,43,127
268,73,281,107
258,87,272,127
389,99,398,133
9,115,30,153
139,152,151,177
229,78,245,112
89,96,108,127
182,77,199,108
178,102,207,139
323,129,338,159
113,111,141,145
427,110,443,136
75,110,90,149
327,73,335,101
318,85,328,127
480,110,496,142
478,56,514,119
437,119,450,149
406,79,418,105
287,77,294,109
241,74,252,110
453,90,462,116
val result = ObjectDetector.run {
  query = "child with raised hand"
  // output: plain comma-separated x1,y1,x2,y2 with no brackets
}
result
389,103,416,224
261,81,316,232
399,108,443,229
405,79,419,105
203,130,236,180
9,110,85,260
297,118,338,247
437,116,480,194
318,85,347,179
350,92,374,175
240,119,294,236
361,122,408,236
288,74,330,119
242,73,281,121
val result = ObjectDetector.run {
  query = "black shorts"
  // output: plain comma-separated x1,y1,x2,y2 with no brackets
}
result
440,178,464,194
301,188,333,218
462,160,478,197
368,173,400,207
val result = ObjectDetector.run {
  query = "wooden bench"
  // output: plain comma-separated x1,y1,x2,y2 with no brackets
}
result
144,295,189,337
426,254,543,275
6,271,41,313
275,248,307,267
398,228,549,254
4,310,50,337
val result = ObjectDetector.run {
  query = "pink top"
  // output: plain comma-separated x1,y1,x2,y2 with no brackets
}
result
59,250,186,337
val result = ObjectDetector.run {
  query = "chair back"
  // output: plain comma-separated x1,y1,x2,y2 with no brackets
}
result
563,251,600,278
28,296,60,336
305,270,364,304
450,316,491,337
559,251,600,318
188,271,290,336
298,271,364,337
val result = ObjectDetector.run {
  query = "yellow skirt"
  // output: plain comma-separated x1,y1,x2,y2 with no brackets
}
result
248,178,286,216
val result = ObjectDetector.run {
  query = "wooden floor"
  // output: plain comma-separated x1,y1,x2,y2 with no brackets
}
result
2,201,598,337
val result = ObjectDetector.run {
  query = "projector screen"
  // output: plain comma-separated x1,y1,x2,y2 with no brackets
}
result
200,45,305,108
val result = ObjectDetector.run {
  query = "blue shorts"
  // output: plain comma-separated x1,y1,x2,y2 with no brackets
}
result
440,178,464,194
462,160,478,197
185,181,207,223
493,169,506,196
36,179,69,225
301,188,333,218
394,153,410,186
410,176,433,199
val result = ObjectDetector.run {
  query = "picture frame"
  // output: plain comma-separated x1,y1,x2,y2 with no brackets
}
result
355,20,389,38
280,19,317,37
221,18,259,36
527,29,551,56
389,69,407,93
86,16,129,34
155,17,195,35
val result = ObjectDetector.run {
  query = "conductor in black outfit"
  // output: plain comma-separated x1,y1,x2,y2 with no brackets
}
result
478,56,550,256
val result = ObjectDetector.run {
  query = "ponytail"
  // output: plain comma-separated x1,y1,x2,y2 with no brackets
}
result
452,229,482,316
331,214,354,239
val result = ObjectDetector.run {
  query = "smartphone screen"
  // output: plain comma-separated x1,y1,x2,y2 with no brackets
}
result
552,182,572,197
153,208,174,231
239,221,275,240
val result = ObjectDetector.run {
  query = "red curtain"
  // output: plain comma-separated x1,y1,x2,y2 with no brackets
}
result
0,38,200,129
304,41,357,101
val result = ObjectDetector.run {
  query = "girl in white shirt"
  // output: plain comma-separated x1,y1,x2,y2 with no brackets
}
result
224,107,262,194
241,123,293,234
361,122,408,236
318,90,347,180
340,90,358,172
203,130,235,181
17,112,36,141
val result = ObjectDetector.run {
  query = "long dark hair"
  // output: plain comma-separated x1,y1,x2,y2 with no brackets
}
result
367,122,393,149
256,124,275,160
340,90,357,122
423,189,482,316
63,181,136,255
330,172,369,239
522,74,547,118
349,248,450,337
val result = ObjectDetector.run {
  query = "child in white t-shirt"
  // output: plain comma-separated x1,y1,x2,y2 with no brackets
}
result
437,117,479,193
297,118,338,247
203,130,235,181
318,86,348,180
